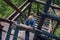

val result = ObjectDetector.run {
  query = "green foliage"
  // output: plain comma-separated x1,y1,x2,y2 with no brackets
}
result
10,0,25,7
54,25,60,37
0,0,60,37
32,2,43,13
0,0,14,18
52,0,60,6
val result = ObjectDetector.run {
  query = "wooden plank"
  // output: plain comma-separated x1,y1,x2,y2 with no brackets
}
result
11,13,20,21
21,2,30,12
12,2,31,21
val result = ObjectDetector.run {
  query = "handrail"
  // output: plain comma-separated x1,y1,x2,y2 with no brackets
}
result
0,18,60,40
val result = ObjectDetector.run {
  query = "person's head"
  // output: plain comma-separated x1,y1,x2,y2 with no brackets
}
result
28,16,33,21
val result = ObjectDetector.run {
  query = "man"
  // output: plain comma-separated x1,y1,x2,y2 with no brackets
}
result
25,12,35,28
25,12,35,40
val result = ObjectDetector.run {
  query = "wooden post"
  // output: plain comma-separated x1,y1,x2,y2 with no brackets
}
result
28,0,32,16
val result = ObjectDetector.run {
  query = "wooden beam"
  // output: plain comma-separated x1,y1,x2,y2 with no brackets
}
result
11,13,20,21
21,2,30,12
3,0,31,21
12,2,31,21
0,18,12,23
7,0,29,20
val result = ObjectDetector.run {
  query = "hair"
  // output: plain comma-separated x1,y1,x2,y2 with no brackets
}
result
30,11,34,16
30,13,34,15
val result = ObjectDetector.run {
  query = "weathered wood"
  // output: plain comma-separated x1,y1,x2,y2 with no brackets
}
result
16,23,60,40
11,13,20,21
7,0,29,20
0,18,12,23
13,2,31,21
2,0,24,39
6,0,60,21
21,2,31,12
0,18,60,39
3,0,31,21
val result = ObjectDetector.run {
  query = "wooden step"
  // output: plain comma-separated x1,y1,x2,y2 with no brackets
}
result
42,27,48,30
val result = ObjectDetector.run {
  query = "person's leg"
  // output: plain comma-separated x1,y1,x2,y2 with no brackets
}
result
25,31,29,40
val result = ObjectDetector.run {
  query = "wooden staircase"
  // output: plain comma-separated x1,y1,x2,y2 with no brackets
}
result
34,15,52,33
0,15,52,40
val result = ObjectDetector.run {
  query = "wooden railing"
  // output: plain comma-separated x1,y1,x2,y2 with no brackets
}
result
0,0,60,40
